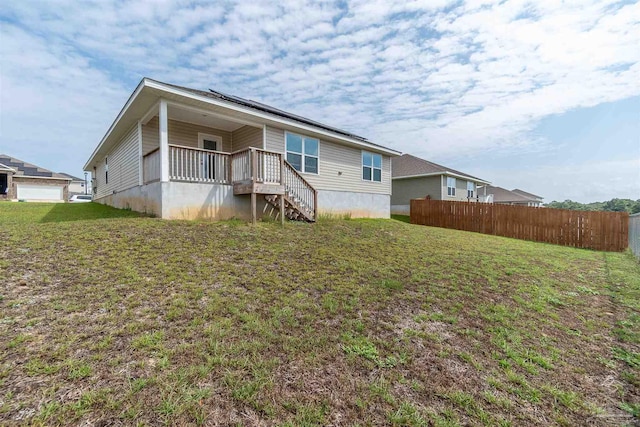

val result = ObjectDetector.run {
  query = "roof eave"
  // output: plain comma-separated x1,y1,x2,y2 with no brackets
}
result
84,78,148,170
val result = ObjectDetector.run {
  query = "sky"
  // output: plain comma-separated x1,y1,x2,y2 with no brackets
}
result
1,0,639,203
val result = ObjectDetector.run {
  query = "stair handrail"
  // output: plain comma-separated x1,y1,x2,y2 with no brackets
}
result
282,160,317,220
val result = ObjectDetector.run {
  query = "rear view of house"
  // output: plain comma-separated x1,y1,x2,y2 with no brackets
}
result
391,154,491,214
84,78,400,221
0,155,71,202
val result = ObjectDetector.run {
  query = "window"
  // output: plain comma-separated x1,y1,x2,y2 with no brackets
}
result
286,132,318,174
447,177,456,196
467,181,474,198
362,152,382,182
105,157,108,185
198,133,222,151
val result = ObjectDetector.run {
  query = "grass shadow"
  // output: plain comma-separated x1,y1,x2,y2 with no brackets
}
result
390,214,411,223
38,202,146,223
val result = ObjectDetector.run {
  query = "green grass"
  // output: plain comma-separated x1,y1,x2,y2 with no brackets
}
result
0,202,638,426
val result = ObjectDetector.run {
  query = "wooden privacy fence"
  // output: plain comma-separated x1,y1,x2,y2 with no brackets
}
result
410,199,629,252
629,213,640,259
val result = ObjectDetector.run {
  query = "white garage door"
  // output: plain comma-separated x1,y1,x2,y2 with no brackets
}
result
17,184,63,201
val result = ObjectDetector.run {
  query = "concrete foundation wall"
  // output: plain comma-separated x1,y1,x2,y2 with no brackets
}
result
95,182,162,216
318,190,390,218
161,181,260,221
96,183,389,221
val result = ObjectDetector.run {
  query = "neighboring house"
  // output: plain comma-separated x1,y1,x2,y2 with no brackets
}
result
58,173,88,195
391,154,491,214
477,185,543,207
0,154,71,202
84,78,400,221
511,189,544,206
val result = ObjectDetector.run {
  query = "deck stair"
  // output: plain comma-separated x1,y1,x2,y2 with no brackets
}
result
264,193,315,222
146,145,317,223
230,147,317,223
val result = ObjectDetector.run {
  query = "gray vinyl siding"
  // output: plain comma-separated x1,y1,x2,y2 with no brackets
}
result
265,125,391,195
95,125,139,199
231,125,262,152
442,177,477,202
142,118,158,155
142,117,232,153
265,125,284,152
391,176,443,204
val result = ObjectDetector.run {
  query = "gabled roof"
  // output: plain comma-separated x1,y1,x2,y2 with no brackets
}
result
512,188,543,200
479,185,537,203
160,80,376,145
0,154,71,180
0,162,16,173
86,78,400,170
392,154,490,184
58,172,84,181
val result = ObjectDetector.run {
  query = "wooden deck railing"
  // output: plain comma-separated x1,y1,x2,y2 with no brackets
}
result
143,148,161,183
169,144,231,184
231,147,282,183
283,161,316,218
143,144,317,219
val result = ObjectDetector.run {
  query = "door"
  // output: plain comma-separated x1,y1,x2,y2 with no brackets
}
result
16,184,63,200
198,133,222,180
0,174,7,194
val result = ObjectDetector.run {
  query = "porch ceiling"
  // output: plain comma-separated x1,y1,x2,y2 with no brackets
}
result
167,104,247,132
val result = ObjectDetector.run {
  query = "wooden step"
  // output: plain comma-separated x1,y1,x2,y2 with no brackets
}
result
264,194,315,222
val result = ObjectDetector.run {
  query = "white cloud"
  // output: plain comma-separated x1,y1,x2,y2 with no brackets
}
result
0,0,638,195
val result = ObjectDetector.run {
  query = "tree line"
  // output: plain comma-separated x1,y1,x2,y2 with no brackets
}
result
545,198,640,214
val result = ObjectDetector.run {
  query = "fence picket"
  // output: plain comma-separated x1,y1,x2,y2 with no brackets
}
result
410,200,628,252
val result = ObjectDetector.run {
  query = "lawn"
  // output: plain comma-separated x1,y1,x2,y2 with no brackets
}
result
0,203,638,426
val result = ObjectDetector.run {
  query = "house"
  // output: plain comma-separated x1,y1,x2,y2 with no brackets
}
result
84,78,400,222
477,185,543,207
511,189,544,206
0,154,71,202
391,154,491,214
58,173,88,195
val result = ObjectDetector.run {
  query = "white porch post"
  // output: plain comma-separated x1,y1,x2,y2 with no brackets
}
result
159,99,169,182
137,120,143,185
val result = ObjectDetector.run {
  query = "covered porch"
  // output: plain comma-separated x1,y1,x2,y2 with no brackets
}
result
138,100,316,222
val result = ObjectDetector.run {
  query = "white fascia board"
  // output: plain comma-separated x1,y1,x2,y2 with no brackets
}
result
16,175,72,181
144,79,402,156
393,171,491,185
84,79,147,171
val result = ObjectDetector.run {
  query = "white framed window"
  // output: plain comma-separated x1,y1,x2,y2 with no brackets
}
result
198,133,222,151
447,177,456,196
362,151,382,182
467,181,474,198
286,132,319,174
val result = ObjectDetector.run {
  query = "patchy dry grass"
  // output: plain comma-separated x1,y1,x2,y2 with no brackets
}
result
0,203,638,426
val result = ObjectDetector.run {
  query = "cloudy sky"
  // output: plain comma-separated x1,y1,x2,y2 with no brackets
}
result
1,0,639,203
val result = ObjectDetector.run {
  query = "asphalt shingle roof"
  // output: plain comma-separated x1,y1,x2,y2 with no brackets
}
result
512,188,543,200
0,154,71,180
392,154,488,182
58,172,84,181
153,79,396,153
480,185,539,203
